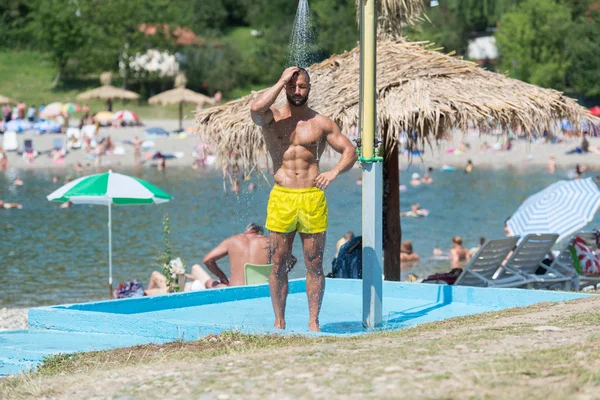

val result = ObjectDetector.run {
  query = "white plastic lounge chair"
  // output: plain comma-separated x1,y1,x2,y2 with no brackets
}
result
454,236,523,288
552,232,600,291
498,233,572,289
2,131,18,151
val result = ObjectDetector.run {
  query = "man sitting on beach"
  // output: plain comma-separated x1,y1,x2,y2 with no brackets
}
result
145,223,284,296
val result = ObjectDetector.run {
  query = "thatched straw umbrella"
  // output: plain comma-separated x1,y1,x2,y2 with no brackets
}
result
77,72,140,111
196,37,593,280
149,74,215,132
0,94,14,104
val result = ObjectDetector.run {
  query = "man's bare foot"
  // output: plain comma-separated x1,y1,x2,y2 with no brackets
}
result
274,319,286,330
309,321,320,332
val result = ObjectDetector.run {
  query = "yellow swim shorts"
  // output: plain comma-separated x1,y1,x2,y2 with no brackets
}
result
265,185,328,234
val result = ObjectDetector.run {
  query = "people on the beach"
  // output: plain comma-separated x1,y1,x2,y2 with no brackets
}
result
465,159,474,173
27,105,36,122
82,103,90,123
401,202,428,218
574,164,586,179
400,240,420,263
335,231,355,258
501,138,513,151
0,147,7,170
144,223,277,296
410,173,421,186
250,66,357,331
3,104,11,122
132,136,142,163
17,100,26,120
0,200,23,209
546,156,556,174
581,135,590,153
157,156,167,171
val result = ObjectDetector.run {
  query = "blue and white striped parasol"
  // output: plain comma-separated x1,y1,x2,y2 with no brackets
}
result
507,177,600,242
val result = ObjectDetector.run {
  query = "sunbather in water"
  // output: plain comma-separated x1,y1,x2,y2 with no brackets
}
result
0,200,22,209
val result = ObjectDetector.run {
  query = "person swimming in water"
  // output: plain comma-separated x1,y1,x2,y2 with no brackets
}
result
400,240,420,263
400,202,429,218
433,236,470,268
409,173,421,186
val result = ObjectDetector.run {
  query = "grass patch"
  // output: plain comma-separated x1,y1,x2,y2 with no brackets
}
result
0,51,193,120
13,303,565,379
550,312,600,326
2,299,598,399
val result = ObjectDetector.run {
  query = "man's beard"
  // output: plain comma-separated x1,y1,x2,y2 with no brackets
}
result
286,93,309,107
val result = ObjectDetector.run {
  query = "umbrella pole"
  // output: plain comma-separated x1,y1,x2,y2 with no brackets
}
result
108,202,113,299
179,102,183,132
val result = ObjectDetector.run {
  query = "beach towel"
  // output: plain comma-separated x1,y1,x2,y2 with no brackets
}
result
571,236,600,275
146,127,170,136
114,280,145,299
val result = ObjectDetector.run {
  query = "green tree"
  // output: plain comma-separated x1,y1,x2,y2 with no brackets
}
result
565,2,600,96
244,0,297,29
407,0,522,55
180,43,249,97
0,0,34,48
496,0,573,89
312,0,357,56
32,0,86,87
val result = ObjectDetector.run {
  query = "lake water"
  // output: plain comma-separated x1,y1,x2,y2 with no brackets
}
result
1,166,597,307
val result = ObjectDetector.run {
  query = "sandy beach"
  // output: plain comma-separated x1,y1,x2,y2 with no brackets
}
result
1,120,600,173
408,132,600,170
1,119,201,171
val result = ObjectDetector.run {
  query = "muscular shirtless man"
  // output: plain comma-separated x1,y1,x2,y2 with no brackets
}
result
250,66,357,331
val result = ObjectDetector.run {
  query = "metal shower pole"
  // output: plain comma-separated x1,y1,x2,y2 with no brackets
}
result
360,0,383,328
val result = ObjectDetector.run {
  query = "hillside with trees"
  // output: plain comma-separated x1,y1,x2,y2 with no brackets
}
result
0,0,597,104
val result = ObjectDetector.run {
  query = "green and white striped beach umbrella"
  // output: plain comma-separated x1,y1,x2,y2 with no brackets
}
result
47,170,172,298
47,170,172,205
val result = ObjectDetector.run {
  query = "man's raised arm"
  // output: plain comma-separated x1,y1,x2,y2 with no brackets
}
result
250,67,299,126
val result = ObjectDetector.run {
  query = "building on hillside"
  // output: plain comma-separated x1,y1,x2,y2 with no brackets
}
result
138,24,201,46
467,34,498,70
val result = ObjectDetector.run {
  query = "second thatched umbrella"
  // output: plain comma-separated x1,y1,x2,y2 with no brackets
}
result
77,72,140,111
196,37,593,281
0,94,14,104
149,74,215,132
